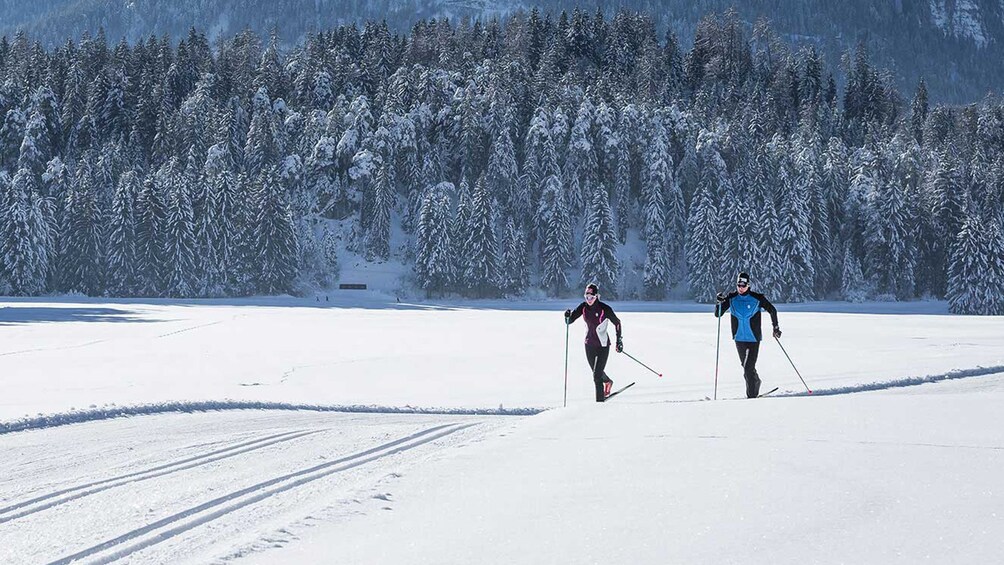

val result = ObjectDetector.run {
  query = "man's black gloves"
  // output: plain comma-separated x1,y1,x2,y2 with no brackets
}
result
773,326,782,339
716,292,727,302
564,309,572,324
615,336,624,353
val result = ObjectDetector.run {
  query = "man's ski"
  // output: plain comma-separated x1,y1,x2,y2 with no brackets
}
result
758,386,779,398
603,382,636,401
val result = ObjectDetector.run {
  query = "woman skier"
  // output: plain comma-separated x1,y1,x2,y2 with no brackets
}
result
565,283,623,402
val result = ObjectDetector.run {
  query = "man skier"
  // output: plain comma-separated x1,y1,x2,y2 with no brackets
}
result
565,283,623,402
715,272,781,398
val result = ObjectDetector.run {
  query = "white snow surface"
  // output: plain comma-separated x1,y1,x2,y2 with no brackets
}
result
1,295,1002,564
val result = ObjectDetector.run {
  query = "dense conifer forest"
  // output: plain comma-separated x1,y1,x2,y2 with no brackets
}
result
2,0,1002,102
0,9,1002,313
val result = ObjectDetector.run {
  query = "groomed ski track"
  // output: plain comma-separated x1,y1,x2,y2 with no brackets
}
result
0,411,519,564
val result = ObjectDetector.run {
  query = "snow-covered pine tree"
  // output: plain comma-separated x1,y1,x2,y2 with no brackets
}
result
613,138,631,243
537,173,572,297
926,147,968,297
686,167,721,301
134,175,167,296
253,169,299,294
1,169,50,295
198,145,231,295
106,170,139,295
1,109,26,171
415,181,454,296
866,139,919,299
41,157,70,200
244,87,278,177
163,161,197,297
798,142,834,297
101,69,128,140
450,176,473,292
687,134,729,300
947,213,1004,315
776,150,815,302
523,107,551,189
30,86,61,159
228,173,256,295
365,158,392,260
564,99,597,216
594,101,618,192
523,107,555,227
485,121,519,218
844,145,878,274
641,116,669,298
457,83,486,181
18,110,49,176
840,246,868,302
321,225,340,283
748,154,783,298
581,184,619,297
500,217,530,297
653,114,687,287
59,167,105,295
463,176,499,298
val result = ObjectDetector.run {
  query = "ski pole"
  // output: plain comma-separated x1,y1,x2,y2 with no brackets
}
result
774,336,812,394
563,322,570,407
621,350,663,377
714,301,722,400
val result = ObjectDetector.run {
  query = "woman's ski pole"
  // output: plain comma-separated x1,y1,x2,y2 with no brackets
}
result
622,350,663,378
563,321,570,407
714,301,722,400
774,336,812,394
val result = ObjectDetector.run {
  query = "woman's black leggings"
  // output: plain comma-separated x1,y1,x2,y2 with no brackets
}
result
585,345,612,402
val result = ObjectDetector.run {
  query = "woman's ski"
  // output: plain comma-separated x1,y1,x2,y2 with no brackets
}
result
603,382,636,401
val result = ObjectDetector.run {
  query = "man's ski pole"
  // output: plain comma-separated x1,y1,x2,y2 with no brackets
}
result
714,301,722,400
563,322,570,407
774,336,812,394
622,350,663,377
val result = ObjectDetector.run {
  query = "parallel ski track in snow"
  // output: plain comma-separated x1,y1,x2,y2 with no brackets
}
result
0,429,321,524
47,422,475,565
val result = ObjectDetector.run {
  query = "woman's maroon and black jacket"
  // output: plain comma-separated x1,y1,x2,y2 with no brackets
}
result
568,300,622,347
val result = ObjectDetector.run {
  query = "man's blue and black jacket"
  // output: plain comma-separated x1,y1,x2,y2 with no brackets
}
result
715,290,779,343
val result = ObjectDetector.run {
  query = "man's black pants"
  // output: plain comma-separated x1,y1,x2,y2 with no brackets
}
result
585,345,612,402
735,341,761,398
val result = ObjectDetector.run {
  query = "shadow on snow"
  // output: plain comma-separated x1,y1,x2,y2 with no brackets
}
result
0,306,160,325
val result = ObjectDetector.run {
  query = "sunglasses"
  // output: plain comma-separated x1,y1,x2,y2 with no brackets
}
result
584,293,597,299
736,282,748,288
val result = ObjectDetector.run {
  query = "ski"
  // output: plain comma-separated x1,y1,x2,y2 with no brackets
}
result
758,386,779,398
603,382,636,401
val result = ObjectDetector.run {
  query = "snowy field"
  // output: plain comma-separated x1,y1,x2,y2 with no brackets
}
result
1,294,1002,564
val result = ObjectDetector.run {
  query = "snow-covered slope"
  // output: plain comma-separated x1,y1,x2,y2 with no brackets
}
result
930,0,995,46
0,296,1002,563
